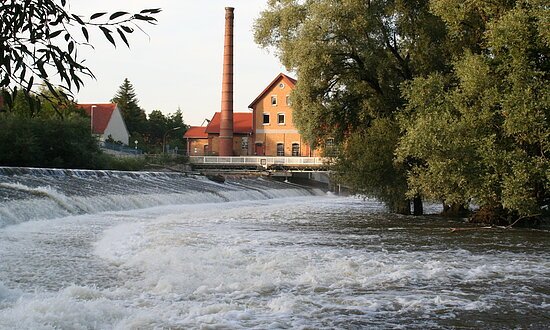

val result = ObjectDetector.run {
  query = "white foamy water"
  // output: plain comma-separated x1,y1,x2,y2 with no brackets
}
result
0,193,548,329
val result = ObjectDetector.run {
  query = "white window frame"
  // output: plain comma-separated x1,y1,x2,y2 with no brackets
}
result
277,113,285,125
286,95,291,106
271,95,277,106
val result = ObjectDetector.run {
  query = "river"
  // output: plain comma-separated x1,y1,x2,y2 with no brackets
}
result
0,168,548,329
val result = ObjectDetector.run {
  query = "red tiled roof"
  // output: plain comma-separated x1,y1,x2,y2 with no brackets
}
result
184,126,208,139
78,103,116,134
248,73,297,109
205,112,253,134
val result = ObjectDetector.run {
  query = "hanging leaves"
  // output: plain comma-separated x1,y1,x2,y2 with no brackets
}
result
81,26,89,42
90,12,107,20
117,28,130,48
99,26,116,47
110,11,129,20
0,0,161,107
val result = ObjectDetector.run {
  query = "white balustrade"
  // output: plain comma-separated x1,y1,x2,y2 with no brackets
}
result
189,156,327,168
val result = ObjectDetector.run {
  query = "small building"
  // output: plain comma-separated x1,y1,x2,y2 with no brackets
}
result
248,73,319,157
184,126,209,156
78,103,130,145
184,113,253,156
204,112,253,156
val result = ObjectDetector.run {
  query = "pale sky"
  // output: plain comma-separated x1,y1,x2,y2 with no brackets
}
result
69,0,290,126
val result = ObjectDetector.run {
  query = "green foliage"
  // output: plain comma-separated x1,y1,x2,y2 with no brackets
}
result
398,0,549,219
111,78,147,134
255,0,448,144
336,118,410,213
98,155,148,171
0,0,160,107
110,79,188,153
256,0,548,220
255,0,448,213
0,116,103,168
2,86,88,120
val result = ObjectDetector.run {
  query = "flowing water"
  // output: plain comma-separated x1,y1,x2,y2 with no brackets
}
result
0,167,548,329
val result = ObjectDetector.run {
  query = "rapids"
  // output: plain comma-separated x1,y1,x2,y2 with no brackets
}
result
0,167,548,329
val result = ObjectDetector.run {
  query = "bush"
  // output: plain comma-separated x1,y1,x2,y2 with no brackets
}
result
0,116,104,169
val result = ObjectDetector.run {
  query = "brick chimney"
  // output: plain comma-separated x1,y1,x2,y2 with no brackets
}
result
219,7,234,156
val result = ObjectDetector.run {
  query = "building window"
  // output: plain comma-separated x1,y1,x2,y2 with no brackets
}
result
292,143,300,156
271,95,277,106
277,143,284,156
277,113,285,125
286,95,291,106
241,137,249,150
279,83,285,89
263,113,270,125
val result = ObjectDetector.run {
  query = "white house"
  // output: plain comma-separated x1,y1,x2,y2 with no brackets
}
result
78,103,130,145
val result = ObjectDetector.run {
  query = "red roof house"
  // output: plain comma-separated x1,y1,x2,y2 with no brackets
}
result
78,103,130,145
205,112,253,135
184,126,209,139
188,112,253,156
183,126,209,156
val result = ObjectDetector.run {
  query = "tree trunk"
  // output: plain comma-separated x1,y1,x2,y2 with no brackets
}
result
413,196,423,216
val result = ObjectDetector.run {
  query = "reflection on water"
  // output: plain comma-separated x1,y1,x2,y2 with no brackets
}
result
0,192,548,329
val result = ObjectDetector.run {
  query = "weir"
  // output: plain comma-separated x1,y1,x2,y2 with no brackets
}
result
0,167,321,228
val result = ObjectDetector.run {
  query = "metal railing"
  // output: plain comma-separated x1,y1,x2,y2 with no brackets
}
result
101,142,143,155
189,156,328,168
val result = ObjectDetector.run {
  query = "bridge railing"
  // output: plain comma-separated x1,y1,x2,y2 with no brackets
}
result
189,156,328,168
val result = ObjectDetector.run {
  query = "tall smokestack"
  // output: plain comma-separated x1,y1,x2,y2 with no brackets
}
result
219,7,234,156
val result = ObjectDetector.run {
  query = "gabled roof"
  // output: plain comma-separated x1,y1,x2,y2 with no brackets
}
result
184,126,208,139
205,112,253,134
248,73,297,109
78,103,117,134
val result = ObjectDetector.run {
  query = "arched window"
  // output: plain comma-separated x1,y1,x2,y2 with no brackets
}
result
292,143,300,156
277,143,284,156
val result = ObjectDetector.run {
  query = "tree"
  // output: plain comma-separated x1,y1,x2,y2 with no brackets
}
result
336,118,411,214
255,0,448,213
147,109,168,147
3,85,86,120
168,107,186,131
111,78,147,134
167,108,187,153
0,0,160,107
397,0,549,224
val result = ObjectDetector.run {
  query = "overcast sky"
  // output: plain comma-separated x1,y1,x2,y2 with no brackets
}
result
70,0,289,126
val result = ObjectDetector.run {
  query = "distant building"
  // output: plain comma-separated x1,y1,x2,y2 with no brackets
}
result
184,73,321,157
205,112,253,156
184,112,253,156
184,126,209,156
248,73,319,157
78,103,130,145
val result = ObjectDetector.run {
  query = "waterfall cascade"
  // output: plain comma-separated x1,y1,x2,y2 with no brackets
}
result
0,167,319,227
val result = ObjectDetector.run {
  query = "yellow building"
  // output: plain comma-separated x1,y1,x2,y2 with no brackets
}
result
248,73,319,157
185,73,321,157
